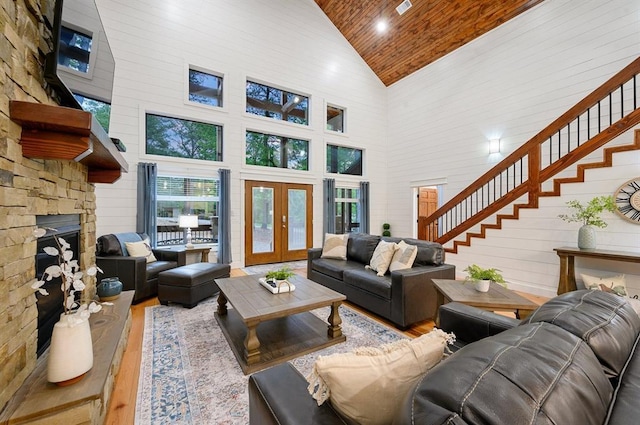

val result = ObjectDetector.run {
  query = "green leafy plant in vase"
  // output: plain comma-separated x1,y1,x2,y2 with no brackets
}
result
463,264,506,292
558,195,615,249
265,266,295,283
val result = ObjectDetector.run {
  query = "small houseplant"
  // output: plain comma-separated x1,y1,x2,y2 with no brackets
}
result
265,266,295,283
558,195,615,249
464,264,506,292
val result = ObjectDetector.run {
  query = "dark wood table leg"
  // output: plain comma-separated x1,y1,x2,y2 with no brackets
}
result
434,289,445,327
244,320,261,365
217,291,228,315
327,301,343,338
556,253,577,295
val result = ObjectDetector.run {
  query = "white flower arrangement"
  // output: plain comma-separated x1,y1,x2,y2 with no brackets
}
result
31,227,106,319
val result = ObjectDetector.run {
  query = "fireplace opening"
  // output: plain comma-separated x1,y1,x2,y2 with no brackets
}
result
35,214,81,357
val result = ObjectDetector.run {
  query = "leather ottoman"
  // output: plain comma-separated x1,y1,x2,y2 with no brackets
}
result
158,263,231,308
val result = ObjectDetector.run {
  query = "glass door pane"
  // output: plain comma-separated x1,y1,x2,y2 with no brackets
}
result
252,186,274,254
287,188,307,250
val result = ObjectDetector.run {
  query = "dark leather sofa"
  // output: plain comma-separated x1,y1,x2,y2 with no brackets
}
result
248,290,640,424
307,233,455,328
96,232,186,303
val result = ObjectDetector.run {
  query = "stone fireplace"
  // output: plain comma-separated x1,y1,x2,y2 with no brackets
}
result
0,0,125,412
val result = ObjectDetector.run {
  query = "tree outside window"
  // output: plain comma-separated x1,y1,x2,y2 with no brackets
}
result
245,130,308,170
246,80,309,125
146,113,222,161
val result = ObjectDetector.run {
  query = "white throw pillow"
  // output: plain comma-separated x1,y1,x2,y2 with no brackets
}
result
125,241,157,263
321,233,349,260
389,240,418,272
366,240,398,276
581,273,627,297
306,329,454,425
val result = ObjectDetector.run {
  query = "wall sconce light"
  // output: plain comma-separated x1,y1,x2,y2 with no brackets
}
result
489,138,501,154
178,215,199,248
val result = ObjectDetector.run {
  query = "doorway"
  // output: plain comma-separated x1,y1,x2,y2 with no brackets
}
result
417,187,439,241
244,180,313,266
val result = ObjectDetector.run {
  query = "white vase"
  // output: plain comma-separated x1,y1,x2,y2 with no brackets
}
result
474,280,491,292
47,312,93,385
578,225,597,249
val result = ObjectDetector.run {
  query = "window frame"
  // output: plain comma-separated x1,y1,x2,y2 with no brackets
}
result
244,78,311,128
184,64,228,112
244,129,310,172
334,185,362,234
142,111,224,164
325,142,364,177
156,174,221,247
325,102,347,135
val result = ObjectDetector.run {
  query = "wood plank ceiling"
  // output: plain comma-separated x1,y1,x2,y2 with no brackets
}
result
315,0,545,86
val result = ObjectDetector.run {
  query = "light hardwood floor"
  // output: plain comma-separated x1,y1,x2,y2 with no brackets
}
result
103,268,548,424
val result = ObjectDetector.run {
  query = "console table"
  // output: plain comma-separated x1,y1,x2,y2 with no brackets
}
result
554,247,640,295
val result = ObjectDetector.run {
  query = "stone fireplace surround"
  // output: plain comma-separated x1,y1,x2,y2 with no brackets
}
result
0,0,127,414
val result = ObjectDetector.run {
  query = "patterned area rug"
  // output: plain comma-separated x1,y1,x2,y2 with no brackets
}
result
135,297,406,424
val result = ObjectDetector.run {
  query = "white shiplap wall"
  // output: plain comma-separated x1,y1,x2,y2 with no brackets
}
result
387,0,640,297
93,0,388,267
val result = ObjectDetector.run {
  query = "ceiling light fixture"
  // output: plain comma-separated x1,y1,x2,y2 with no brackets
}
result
396,0,412,15
376,19,388,33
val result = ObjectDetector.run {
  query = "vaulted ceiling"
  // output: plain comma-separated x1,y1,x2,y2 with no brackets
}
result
315,0,545,86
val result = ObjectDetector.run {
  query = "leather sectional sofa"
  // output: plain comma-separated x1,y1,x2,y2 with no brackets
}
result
307,233,455,328
248,290,640,424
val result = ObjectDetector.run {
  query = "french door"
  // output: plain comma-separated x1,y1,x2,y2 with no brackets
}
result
244,181,313,266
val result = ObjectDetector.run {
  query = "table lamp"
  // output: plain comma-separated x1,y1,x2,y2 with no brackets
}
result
178,215,199,248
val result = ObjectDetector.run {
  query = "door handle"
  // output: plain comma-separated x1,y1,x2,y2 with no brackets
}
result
282,215,287,228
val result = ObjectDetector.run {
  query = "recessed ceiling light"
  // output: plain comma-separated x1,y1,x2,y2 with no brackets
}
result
376,20,388,33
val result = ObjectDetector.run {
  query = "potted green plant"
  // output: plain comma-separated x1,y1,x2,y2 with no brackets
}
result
558,195,615,249
265,266,295,283
463,264,506,292
382,223,391,237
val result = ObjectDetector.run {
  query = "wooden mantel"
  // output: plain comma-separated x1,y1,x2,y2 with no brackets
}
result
9,101,128,183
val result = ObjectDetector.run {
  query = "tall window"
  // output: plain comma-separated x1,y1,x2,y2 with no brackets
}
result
74,94,111,133
246,130,309,170
156,176,220,246
188,68,223,107
335,188,361,234
146,113,223,161
246,80,309,125
59,26,92,73
327,144,362,175
326,105,345,133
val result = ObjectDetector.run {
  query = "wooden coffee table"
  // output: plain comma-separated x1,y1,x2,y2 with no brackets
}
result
214,274,346,374
432,279,539,325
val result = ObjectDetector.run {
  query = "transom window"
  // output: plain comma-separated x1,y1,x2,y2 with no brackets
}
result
146,113,223,161
156,176,220,246
74,94,110,133
59,26,92,73
245,130,308,170
246,80,309,125
326,105,345,133
188,68,223,107
326,144,362,175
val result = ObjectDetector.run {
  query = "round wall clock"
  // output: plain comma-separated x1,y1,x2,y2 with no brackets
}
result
614,177,640,223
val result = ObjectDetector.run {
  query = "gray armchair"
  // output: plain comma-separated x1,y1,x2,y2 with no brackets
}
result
96,232,186,303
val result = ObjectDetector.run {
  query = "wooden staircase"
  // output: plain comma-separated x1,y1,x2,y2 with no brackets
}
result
420,57,640,254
